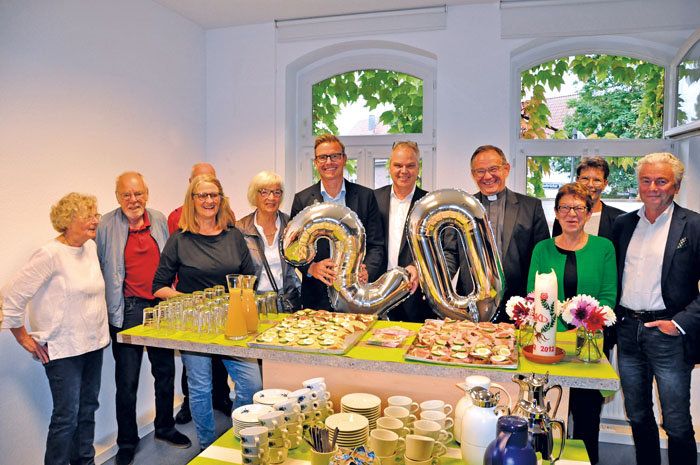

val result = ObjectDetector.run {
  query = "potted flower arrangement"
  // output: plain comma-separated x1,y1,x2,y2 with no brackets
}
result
560,295,616,362
505,293,536,347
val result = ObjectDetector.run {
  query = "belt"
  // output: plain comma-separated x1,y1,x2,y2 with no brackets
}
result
124,296,160,305
621,306,672,323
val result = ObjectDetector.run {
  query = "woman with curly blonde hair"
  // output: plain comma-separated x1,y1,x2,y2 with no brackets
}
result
2,192,109,465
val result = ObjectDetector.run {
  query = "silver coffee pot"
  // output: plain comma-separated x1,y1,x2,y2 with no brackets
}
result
511,372,562,418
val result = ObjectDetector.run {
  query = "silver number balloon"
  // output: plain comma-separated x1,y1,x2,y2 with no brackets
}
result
406,188,505,322
281,202,411,316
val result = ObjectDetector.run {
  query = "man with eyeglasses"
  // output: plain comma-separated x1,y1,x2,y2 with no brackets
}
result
167,162,234,425
613,153,700,465
553,156,624,239
97,172,190,465
290,134,385,310
374,141,458,322
456,145,550,322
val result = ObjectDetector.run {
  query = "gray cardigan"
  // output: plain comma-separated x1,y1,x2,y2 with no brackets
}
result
236,211,301,296
96,207,169,328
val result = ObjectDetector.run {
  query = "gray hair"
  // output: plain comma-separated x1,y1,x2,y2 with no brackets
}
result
636,153,684,187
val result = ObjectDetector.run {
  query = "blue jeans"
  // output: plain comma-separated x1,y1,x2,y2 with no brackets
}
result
181,352,262,448
617,316,696,465
43,348,104,465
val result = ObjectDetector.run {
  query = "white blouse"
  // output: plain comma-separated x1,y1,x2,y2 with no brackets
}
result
1,239,109,360
254,213,284,293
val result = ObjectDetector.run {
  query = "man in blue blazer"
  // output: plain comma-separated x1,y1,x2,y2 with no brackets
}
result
290,134,385,310
613,152,700,465
456,145,550,322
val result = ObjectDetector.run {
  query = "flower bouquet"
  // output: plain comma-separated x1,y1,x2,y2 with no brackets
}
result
560,295,616,362
505,293,535,347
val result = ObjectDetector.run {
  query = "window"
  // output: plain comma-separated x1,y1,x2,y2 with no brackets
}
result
295,47,436,192
667,27,700,136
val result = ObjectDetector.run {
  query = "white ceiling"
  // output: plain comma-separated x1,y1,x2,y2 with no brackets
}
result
151,0,495,29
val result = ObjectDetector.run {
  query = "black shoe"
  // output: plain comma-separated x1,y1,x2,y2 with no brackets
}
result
213,397,233,415
115,448,135,465
175,401,192,424
154,429,192,449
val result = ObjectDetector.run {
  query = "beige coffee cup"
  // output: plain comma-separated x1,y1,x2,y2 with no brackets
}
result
419,410,454,430
384,406,417,426
405,435,435,461
388,395,419,414
419,400,453,416
377,416,411,437
369,429,406,456
310,447,338,465
412,419,453,444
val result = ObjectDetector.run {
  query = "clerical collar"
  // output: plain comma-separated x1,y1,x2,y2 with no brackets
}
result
485,189,506,202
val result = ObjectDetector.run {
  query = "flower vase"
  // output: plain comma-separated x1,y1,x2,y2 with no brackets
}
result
518,324,534,348
575,326,603,362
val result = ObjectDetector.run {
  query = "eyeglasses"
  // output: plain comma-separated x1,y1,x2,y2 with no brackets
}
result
81,213,102,222
258,189,283,198
472,165,504,177
557,205,588,214
315,153,344,163
578,176,605,185
193,192,221,201
117,191,145,200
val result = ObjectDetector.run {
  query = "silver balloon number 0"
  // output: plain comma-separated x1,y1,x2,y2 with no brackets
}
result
406,189,505,322
280,203,411,316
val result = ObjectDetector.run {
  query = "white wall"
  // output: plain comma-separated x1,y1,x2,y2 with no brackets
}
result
0,1,205,463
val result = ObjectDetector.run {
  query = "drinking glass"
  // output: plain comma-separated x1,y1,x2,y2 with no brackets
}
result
255,294,267,318
265,291,278,316
143,307,155,328
213,285,226,297
204,288,215,300
183,304,198,332
193,290,205,304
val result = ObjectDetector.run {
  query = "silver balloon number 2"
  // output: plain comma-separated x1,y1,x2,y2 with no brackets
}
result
406,189,505,322
281,203,411,316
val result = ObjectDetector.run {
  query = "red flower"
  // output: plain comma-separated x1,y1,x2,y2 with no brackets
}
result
540,292,549,301
585,308,606,332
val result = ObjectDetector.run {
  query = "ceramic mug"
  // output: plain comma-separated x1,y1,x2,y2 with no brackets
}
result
376,416,411,437
412,419,453,444
419,410,454,430
405,435,436,461
269,437,291,449
289,388,319,404
259,410,286,430
274,399,302,414
241,444,270,456
388,395,419,414
303,377,327,391
369,429,406,456
310,447,338,465
269,446,288,464
267,426,288,439
241,452,270,465
419,400,453,416
240,426,269,447
384,406,417,426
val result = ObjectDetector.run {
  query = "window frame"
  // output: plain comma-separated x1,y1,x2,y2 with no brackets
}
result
296,49,436,190
665,26,700,138
510,39,677,194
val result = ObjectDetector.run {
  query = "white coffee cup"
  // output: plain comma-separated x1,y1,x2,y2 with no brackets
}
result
267,426,288,439
299,399,320,412
269,446,288,464
289,388,319,404
419,400,453,416
376,416,411,437
388,395,419,414
370,429,406,456
269,436,291,449
240,426,269,447
302,377,327,391
405,435,436,461
259,410,286,430
242,452,270,465
412,419,453,444
419,410,454,430
274,399,302,414
241,444,270,456
384,406,417,427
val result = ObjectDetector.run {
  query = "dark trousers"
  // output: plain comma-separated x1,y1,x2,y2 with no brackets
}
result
569,387,604,464
617,316,696,465
109,297,175,450
44,348,104,465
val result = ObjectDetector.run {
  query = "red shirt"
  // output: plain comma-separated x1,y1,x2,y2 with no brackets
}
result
123,212,160,299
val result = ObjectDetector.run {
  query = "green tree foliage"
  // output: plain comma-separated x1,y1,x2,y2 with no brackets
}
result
312,70,423,136
521,55,664,197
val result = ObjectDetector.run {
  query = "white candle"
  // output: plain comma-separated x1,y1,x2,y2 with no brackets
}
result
533,269,558,356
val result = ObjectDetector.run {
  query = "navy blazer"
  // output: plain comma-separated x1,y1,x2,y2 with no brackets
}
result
456,188,550,322
552,201,625,240
290,180,385,310
612,203,700,364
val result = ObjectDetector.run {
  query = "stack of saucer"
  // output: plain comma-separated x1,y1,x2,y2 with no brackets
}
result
253,389,291,406
341,393,381,430
325,413,370,449
232,404,274,437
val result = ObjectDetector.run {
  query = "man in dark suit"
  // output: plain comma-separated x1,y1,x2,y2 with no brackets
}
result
374,141,458,322
456,145,550,322
552,156,624,239
613,152,700,465
290,134,385,310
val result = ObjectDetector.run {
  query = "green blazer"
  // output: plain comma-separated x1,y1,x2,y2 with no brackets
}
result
527,235,617,331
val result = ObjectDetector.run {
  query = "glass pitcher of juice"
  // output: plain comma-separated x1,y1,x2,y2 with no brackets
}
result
239,275,258,333
224,274,248,340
